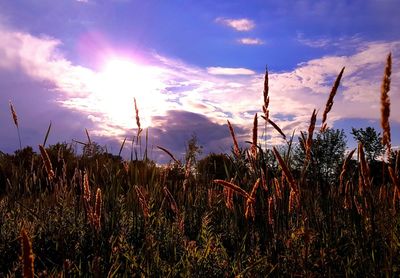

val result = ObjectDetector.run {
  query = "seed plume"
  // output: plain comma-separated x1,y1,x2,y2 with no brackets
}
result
214,179,251,199
39,144,55,181
306,109,317,161
227,120,241,157
321,67,345,132
9,100,22,149
134,97,143,140
251,113,258,158
381,53,392,154
21,228,34,278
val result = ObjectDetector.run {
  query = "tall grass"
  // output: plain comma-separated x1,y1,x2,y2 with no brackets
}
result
0,54,399,276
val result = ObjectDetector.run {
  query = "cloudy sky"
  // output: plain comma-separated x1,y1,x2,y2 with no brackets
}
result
0,0,399,161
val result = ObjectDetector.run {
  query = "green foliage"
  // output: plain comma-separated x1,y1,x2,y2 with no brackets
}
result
351,127,385,162
295,128,347,188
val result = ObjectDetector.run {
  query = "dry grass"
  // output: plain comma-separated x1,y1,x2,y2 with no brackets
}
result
381,53,392,155
321,67,345,132
93,188,102,231
245,178,260,220
227,120,241,158
9,101,18,128
339,148,356,193
38,144,55,181
135,185,150,218
214,179,250,199
9,100,22,149
251,113,258,159
1,53,399,277
261,116,286,140
134,97,143,140
157,145,181,164
272,147,298,193
20,228,34,278
306,109,317,161
83,171,91,203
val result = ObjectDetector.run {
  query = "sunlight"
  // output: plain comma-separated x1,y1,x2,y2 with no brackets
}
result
92,57,164,131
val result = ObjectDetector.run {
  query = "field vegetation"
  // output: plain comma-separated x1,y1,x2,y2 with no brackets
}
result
0,54,399,277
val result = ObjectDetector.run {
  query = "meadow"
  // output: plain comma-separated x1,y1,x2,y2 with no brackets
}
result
0,54,399,277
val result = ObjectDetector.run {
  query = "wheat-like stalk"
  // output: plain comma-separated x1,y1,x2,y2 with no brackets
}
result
227,120,241,158
38,144,55,181
339,149,356,194
273,178,283,200
358,143,371,190
272,147,298,193
94,188,102,231
343,181,352,209
20,228,34,278
263,66,269,108
261,116,286,140
262,66,270,118
183,157,191,192
381,53,392,155
306,109,317,161
288,188,298,213
214,179,251,199
321,67,345,132
157,146,181,165
135,186,150,218
268,196,274,225
223,186,234,210
251,113,258,158
163,186,179,215
9,100,22,149
83,171,91,203
9,100,18,127
245,178,260,220
134,98,143,140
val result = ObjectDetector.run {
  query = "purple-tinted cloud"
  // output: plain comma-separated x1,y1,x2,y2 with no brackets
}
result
0,22,399,161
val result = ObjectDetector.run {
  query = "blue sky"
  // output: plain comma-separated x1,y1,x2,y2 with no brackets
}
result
0,0,399,161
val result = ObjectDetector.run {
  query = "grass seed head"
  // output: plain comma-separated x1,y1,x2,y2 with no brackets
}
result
381,53,392,155
227,120,241,158
21,228,34,278
39,144,55,181
9,100,19,128
321,67,345,131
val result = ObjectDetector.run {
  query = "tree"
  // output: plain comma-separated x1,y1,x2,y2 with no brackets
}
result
197,153,233,182
185,133,203,167
294,128,347,190
351,127,384,162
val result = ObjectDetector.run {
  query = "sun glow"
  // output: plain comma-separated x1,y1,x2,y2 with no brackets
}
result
91,58,165,131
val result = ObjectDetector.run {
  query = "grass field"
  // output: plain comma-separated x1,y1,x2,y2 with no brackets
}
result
0,54,399,277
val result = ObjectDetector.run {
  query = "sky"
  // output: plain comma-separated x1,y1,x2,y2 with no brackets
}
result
0,0,399,162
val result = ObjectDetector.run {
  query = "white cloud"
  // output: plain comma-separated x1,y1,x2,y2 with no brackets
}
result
237,38,264,45
207,67,256,75
0,22,399,150
0,25,95,98
215,17,255,31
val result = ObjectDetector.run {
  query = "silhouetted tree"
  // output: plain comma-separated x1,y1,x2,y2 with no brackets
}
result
351,127,384,162
197,153,233,183
295,128,347,193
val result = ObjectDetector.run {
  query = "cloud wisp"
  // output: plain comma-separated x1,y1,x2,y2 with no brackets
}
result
215,17,255,31
207,67,256,75
237,38,264,45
